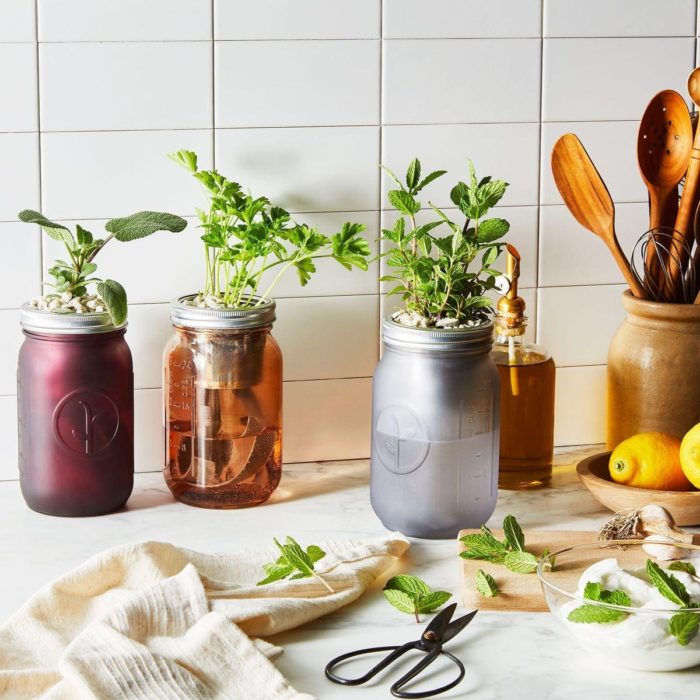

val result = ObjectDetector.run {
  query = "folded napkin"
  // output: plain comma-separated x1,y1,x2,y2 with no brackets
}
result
0,535,409,699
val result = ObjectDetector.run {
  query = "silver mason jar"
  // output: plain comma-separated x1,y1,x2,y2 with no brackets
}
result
370,318,500,539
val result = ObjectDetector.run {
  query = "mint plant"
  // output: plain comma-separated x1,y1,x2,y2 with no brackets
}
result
19,210,187,324
381,158,510,327
169,150,370,308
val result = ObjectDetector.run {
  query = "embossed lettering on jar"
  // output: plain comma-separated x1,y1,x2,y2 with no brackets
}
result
370,320,500,539
17,306,134,517
164,297,282,508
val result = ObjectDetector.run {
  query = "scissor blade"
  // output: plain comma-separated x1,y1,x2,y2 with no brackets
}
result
440,609,478,644
422,602,457,641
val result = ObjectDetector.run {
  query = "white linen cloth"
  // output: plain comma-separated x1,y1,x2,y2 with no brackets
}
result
0,536,409,699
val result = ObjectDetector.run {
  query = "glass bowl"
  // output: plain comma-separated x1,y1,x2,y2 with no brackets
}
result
537,539,700,671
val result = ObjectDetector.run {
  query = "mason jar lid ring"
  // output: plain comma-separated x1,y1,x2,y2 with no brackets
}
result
20,304,125,334
170,294,276,330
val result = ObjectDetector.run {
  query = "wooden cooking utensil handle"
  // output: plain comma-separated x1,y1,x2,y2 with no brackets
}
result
668,144,700,299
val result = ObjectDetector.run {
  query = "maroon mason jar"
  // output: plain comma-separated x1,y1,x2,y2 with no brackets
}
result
18,306,134,516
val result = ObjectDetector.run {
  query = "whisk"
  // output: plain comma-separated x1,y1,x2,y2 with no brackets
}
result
631,227,698,303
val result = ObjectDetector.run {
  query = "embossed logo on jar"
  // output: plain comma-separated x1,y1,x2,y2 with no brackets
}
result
375,405,429,475
53,390,120,455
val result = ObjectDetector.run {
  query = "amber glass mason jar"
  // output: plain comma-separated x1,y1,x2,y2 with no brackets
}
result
164,296,282,508
18,305,134,517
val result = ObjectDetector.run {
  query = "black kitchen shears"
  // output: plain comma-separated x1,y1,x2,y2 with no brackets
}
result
325,604,477,698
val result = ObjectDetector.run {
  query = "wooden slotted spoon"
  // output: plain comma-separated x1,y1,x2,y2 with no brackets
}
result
637,90,692,290
551,133,646,298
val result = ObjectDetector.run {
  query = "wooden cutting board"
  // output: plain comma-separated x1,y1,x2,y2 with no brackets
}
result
459,529,596,612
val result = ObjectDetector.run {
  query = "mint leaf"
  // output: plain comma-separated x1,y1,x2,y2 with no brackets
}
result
476,217,509,243
383,588,418,615
257,536,331,591
503,551,538,574
475,569,499,598
459,528,508,563
388,189,421,216
383,574,451,622
415,169,447,193
384,575,430,599
406,158,421,190
502,515,525,552
646,560,690,607
416,590,452,614
669,561,697,577
669,612,700,646
599,589,632,607
583,581,602,601
567,605,628,624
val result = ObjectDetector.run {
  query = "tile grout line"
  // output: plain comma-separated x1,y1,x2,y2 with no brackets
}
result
211,0,215,167
34,0,43,297
534,1,545,346
378,0,383,356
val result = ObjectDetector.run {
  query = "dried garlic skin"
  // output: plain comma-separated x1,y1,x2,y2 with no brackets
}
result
599,505,692,544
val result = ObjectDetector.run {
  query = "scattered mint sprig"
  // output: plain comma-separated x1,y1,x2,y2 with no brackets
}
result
256,536,332,592
459,515,540,575
475,569,500,598
567,581,632,624
568,561,700,647
383,575,452,623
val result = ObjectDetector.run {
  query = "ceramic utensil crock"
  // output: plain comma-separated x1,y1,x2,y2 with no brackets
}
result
607,290,700,448
17,306,134,516
370,319,500,539
164,296,282,508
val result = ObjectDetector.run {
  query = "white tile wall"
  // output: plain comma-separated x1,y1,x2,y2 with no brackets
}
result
1,1,698,479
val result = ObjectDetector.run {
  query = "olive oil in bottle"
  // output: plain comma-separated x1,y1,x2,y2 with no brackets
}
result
492,245,555,489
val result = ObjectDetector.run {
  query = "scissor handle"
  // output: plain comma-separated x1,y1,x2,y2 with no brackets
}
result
325,643,417,686
391,649,465,699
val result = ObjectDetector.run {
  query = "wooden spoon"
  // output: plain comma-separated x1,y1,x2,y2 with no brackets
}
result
667,69,700,300
637,90,692,288
551,133,646,298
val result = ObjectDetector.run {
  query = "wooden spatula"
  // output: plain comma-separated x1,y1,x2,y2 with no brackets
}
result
551,133,646,298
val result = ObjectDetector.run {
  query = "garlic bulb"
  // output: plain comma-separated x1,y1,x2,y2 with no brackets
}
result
642,534,689,561
599,505,692,545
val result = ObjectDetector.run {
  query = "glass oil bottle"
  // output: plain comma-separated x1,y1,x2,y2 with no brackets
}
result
492,245,555,489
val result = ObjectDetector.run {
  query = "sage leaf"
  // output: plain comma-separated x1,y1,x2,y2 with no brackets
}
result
18,209,74,245
502,515,525,552
669,612,700,646
503,551,539,574
646,560,690,607
475,569,499,598
97,279,128,326
106,211,187,242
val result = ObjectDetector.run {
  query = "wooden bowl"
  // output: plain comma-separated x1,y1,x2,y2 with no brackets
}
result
577,452,700,526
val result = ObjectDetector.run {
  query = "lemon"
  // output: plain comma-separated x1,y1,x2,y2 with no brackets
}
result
609,432,691,491
680,423,700,489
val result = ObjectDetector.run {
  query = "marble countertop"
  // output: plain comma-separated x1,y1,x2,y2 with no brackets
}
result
1,447,698,699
